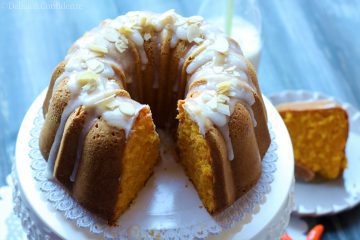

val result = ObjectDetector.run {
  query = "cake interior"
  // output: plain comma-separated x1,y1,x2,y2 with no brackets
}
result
279,104,348,179
177,102,216,212
113,107,160,222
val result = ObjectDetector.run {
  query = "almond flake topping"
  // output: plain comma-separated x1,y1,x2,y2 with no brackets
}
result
158,9,176,26
174,18,187,26
103,27,120,42
210,36,229,53
76,71,99,93
216,103,231,116
194,37,204,44
144,33,152,41
77,71,98,86
225,66,236,72
117,26,133,35
216,81,232,94
207,97,218,110
187,16,203,24
115,34,129,53
94,93,117,106
106,98,120,110
88,37,108,54
86,59,104,73
139,16,148,27
119,102,135,116
83,90,118,107
187,24,201,43
217,94,230,103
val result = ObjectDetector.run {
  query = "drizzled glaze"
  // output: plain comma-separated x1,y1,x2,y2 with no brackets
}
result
47,10,258,179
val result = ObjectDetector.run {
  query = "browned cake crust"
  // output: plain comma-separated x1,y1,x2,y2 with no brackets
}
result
43,61,66,115
166,40,193,128
72,117,127,220
53,106,87,190
142,30,156,109
252,94,271,158
156,29,172,127
126,40,142,101
205,127,236,211
40,78,70,159
229,103,262,197
204,102,263,212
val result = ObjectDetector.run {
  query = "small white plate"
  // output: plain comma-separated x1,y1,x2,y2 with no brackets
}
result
269,90,360,216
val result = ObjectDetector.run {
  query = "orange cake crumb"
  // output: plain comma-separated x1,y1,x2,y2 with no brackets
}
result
277,100,348,180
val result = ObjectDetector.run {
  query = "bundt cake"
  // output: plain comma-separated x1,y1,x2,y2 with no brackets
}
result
39,10,271,224
277,100,348,181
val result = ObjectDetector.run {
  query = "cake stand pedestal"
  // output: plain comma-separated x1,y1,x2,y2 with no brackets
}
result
13,91,294,240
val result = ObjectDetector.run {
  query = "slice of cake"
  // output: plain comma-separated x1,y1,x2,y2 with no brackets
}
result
276,100,348,181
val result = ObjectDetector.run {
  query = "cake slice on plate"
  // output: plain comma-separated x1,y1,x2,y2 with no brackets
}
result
277,100,348,181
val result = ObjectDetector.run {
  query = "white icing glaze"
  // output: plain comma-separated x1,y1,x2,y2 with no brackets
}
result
47,99,81,179
183,90,234,160
48,10,259,176
70,112,97,182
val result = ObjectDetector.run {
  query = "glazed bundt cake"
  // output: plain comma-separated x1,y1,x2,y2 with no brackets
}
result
39,10,271,224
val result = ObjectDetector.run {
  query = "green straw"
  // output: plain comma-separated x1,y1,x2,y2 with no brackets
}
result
225,0,234,35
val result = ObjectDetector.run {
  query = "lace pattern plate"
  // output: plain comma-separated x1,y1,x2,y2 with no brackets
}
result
13,91,293,239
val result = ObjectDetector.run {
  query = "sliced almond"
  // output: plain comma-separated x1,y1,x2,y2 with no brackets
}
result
139,16,148,27
207,97,218,110
86,59,104,73
119,102,135,116
194,37,204,44
103,27,120,42
174,18,187,26
117,26,133,35
210,36,229,53
226,66,236,72
115,34,129,53
159,10,175,26
187,24,200,43
94,94,117,106
106,99,120,110
216,103,231,116
77,49,94,61
144,33,152,41
201,92,213,102
77,71,98,86
84,90,118,106
216,81,232,94
217,94,230,103
88,39,108,54
82,83,94,92
187,16,203,24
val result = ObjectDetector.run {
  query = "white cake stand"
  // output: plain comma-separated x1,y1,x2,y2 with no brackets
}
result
13,91,294,240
